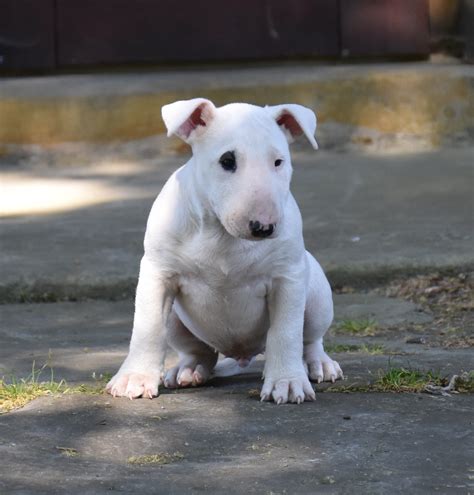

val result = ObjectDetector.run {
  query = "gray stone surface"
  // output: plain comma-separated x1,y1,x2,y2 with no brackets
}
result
0,390,472,494
333,293,432,327
1,147,473,300
0,301,134,383
1,298,472,494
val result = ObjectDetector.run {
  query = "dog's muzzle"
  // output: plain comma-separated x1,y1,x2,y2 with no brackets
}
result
249,220,275,238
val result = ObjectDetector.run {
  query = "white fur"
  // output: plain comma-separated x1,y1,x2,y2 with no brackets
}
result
107,99,343,404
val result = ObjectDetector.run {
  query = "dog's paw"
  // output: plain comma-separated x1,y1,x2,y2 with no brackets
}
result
305,350,343,384
163,362,213,388
106,371,160,399
260,373,315,404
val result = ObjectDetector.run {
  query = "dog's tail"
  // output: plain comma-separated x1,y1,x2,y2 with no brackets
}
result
212,356,261,378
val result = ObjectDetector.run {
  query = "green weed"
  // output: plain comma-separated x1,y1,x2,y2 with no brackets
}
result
325,367,474,394
325,343,386,354
336,318,378,336
375,367,444,392
127,452,184,465
0,361,108,414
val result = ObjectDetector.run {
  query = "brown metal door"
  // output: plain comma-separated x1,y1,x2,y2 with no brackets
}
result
0,0,55,70
340,0,430,57
55,0,340,66
0,0,431,71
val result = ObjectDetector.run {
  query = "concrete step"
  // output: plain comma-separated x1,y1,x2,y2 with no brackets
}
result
1,147,472,301
1,62,473,151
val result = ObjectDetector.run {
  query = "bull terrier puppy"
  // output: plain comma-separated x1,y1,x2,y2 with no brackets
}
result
107,98,343,404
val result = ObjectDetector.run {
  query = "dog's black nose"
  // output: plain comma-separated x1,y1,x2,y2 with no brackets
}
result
249,221,275,238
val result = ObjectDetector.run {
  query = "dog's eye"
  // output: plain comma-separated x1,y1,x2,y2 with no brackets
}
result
274,159,283,167
219,151,237,173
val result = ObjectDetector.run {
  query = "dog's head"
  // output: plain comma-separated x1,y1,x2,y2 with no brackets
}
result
162,99,318,240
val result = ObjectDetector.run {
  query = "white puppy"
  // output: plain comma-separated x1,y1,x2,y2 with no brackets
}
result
107,98,343,404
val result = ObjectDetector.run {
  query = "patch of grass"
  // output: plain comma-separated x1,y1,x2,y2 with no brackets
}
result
18,290,61,303
0,362,108,414
127,452,184,466
92,371,112,383
375,367,445,392
455,371,474,393
247,389,261,399
336,318,378,336
0,362,68,413
325,343,386,355
0,281,136,304
68,382,106,395
150,415,167,421
56,446,79,458
325,368,474,394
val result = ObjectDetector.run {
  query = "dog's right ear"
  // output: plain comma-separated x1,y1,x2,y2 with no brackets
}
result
161,98,216,143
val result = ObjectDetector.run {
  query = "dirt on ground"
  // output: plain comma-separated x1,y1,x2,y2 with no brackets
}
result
377,272,474,349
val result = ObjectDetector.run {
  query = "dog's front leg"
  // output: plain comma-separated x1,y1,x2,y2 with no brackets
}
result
261,275,315,404
107,255,176,399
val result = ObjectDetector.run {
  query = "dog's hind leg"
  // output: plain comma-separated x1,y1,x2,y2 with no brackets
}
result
303,251,343,383
163,309,218,388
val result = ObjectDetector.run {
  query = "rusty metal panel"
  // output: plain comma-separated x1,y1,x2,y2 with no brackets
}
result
56,0,339,66
340,0,430,57
0,0,55,70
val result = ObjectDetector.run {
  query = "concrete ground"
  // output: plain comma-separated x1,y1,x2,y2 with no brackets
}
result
1,62,473,494
1,146,473,301
0,293,461,384
0,293,473,494
1,392,472,495
1,146,473,494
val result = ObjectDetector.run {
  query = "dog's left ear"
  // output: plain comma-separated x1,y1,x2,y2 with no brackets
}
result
161,98,216,143
266,104,318,150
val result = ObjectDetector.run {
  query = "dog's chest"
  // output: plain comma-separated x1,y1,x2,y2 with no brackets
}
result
175,233,272,291
173,236,272,355
177,248,270,301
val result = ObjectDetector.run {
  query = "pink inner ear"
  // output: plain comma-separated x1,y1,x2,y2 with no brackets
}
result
180,105,207,138
276,112,303,137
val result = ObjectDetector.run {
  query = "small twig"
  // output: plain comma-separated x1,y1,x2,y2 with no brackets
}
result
424,374,458,396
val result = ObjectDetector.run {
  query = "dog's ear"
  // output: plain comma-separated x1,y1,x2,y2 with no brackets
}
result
162,98,216,143
266,104,318,150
